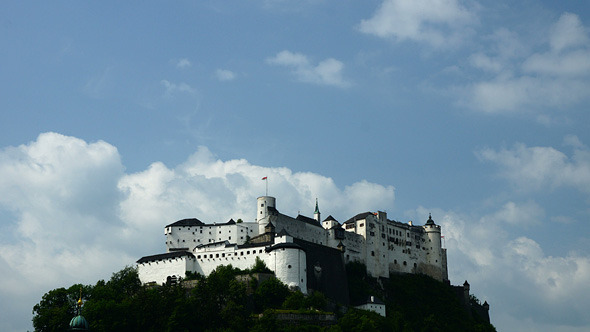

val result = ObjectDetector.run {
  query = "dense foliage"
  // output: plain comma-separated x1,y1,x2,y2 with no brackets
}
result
346,261,497,332
33,263,496,332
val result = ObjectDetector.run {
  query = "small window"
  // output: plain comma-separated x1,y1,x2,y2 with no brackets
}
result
403,261,407,266
371,251,375,256
288,265,292,269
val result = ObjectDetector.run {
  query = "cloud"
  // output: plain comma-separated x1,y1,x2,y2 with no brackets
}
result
414,207,590,331
0,133,394,331
176,58,192,69
358,0,476,48
266,50,351,87
461,13,590,114
476,139,590,193
215,69,236,82
160,79,197,96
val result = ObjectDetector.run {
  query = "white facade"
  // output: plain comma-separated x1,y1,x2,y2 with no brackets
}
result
355,296,387,317
137,195,447,294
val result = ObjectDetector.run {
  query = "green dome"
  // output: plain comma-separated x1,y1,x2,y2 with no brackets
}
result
69,315,89,331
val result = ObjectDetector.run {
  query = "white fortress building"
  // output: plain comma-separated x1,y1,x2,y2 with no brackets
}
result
137,196,448,299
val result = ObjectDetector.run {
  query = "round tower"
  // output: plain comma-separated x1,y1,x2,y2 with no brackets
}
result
424,214,442,266
257,196,276,234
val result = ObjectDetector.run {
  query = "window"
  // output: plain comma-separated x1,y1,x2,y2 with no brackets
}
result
197,255,201,259
403,261,407,266
216,254,219,258
371,251,375,256
288,265,292,269
247,251,250,254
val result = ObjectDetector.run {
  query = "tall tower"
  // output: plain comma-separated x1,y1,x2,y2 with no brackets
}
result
257,196,276,234
314,198,321,222
423,214,444,280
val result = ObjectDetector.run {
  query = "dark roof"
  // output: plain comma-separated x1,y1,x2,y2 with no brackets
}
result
166,218,205,227
343,212,373,224
195,240,230,249
137,251,194,264
296,214,323,228
425,214,436,225
277,228,291,237
323,215,338,222
267,206,279,214
265,242,305,253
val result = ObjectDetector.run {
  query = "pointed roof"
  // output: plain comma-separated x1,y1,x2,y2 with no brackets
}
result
314,198,320,214
425,213,436,225
323,215,337,222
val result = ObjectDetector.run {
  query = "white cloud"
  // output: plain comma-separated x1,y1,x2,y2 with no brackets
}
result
160,79,196,96
461,13,590,114
358,0,476,48
215,69,236,81
414,207,590,331
481,200,544,226
0,133,394,331
266,50,351,88
476,140,590,193
549,13,589,52
176,58,192,69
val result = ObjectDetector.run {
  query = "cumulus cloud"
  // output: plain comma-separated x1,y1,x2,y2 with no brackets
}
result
215,69,236,82
414,207,590,331
0,133,394,331
160,79,196,96
266,50,351,87
358,0,476,48
476,139,590,193
176,58,192,69
461,13,590,114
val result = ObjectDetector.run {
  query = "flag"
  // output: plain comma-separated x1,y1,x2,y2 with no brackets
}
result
262,176,267,180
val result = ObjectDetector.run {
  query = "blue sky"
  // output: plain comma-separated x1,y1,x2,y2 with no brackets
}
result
1,1,590,331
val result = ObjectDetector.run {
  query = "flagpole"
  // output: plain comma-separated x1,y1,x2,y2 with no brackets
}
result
266,177,268,196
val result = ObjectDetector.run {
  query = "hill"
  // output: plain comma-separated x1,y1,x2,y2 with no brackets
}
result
32,263,496,332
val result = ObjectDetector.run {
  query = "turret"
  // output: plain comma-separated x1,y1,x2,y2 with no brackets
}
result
257,196,276,234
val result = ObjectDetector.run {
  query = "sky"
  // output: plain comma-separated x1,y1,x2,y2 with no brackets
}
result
1,1,589,331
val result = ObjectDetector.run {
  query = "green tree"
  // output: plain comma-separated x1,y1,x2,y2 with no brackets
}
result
32,285,83,332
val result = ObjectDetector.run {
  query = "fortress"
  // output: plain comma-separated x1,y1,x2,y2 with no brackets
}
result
137,195,448,299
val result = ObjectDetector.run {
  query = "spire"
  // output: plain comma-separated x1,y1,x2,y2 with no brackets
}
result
314,198,321,222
